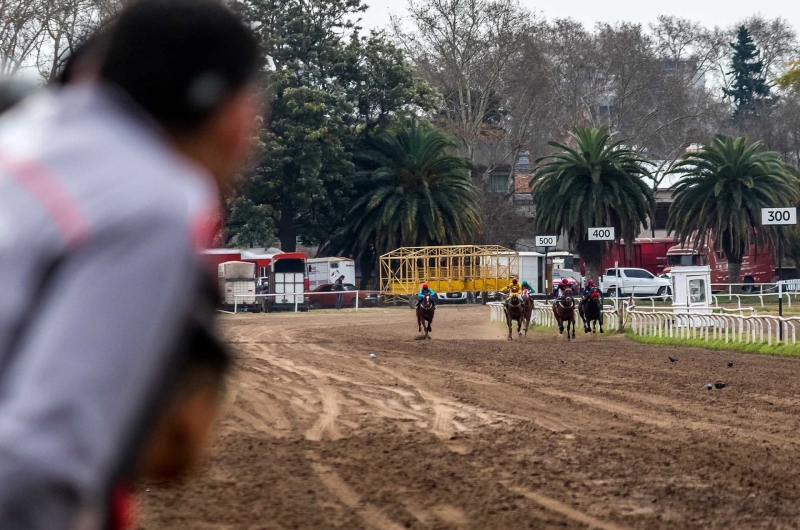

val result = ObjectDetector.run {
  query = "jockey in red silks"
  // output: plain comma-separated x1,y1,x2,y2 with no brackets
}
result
579,279,603,307
551,277,579,300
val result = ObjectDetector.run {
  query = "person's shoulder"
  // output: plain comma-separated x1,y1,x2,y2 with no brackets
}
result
1,86,219,242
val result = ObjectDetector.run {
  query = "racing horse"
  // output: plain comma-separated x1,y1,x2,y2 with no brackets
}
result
579,287,604,334
416,293,435,339
520,291,534,337
504,292,526,340
552,287,576,340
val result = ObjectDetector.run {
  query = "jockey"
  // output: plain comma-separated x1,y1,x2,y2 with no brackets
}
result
580,279,603,308
520,280,534,299
417,283,437,308
503,278,522,306
551,277,579,300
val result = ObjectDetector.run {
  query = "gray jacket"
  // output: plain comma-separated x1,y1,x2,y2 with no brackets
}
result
0,85,220,529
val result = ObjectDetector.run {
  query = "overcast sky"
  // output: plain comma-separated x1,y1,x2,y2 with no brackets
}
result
360,0,799,33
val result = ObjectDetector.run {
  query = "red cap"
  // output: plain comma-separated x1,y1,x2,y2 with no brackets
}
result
422,283,429,289
561,278,569,285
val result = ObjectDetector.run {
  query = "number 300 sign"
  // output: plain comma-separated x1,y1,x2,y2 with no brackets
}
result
762,208,797,226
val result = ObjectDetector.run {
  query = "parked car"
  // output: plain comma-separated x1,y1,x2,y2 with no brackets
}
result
307,283,382,309
600,267,672,297
435,291,471,304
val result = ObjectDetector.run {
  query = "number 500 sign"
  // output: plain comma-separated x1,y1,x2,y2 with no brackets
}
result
762,207,797,226
588,227,615,241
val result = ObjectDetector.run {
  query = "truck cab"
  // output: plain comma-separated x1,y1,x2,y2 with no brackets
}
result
600,267,672,297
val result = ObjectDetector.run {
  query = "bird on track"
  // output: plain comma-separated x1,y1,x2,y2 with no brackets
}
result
728,361,733,367
668,356,678,363
559,358,567,365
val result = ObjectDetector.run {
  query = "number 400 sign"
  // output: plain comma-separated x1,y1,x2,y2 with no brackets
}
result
588,227,615,241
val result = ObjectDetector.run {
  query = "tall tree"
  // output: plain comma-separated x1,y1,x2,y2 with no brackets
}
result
530,126,655,283
723,25,771,118
232,0,432,251
667,136,800,282
393,0,533,161
326,121,481,287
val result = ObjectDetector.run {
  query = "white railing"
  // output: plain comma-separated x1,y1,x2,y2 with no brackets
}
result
222,292,364,314
627,301,800,346
489,300,618,328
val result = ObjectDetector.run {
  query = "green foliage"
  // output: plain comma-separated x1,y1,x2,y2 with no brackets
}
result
230,0,434,251
723,25,771,118
776,60,800,92
328,121,481,262
666,136,800,277
224,196,278,248
529,126,655,280
626,331,800,357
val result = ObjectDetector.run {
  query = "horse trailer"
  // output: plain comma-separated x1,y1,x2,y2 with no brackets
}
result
307,257,356,291
218,261,261,312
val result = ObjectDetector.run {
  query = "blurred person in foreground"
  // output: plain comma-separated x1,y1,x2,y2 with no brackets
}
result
109,319,232,530
0,0,259,528
0,77,38,115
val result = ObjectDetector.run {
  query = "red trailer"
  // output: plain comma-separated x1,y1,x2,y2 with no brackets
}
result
664,241,774,290
201,249,310,310
602,238,675,277
240,250,310,311
201,249,243,275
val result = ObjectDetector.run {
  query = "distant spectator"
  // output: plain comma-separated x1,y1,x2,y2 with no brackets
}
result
334,274,345,310
0,0,259,528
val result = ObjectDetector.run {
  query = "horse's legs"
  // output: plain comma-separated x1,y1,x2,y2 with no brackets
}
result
571,314,576,339
505,311,513,340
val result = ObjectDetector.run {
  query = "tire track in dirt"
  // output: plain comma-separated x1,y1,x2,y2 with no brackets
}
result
534,386,800,445
305,386,343,441
311,463,406,530
508,486,634,530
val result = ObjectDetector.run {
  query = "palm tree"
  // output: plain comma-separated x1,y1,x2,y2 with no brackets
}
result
667,136,800,283
327,121,481,286
530,126,655,283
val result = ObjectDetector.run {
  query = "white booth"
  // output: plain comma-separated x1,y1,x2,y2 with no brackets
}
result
670,265,713,315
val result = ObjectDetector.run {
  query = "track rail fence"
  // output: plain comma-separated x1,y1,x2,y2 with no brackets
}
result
626,302,800,346
488,292,800,347
222,292,364,314
489,300,618,328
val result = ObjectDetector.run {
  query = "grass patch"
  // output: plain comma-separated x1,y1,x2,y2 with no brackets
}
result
625,331,800,357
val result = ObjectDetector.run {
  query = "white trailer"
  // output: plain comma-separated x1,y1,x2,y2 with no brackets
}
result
218,261,260,312
491,251,544,296
306,257,356,291
515,251,543,293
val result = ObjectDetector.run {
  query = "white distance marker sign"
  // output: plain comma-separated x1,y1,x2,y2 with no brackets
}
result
588,227,615,241
534,235,557,247
762,207,797,226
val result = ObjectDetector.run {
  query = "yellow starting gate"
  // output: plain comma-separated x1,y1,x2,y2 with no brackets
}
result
380,245,519,300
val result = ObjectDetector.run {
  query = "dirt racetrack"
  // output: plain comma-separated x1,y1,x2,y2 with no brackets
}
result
140,306,800,529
